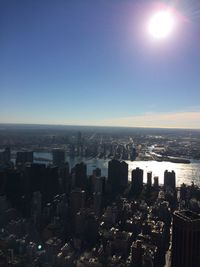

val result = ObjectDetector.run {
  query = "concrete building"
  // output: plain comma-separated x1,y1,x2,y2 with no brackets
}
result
131,167,144,196
16,151,33,165
171,210,200,267
164,170,176,191
52,148,65,167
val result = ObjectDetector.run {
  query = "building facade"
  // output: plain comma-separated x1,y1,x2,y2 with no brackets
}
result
171,210,200,267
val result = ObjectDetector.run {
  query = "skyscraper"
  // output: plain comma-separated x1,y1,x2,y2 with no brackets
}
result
171,210,200,267
120,161,128,188
70,188,86,216
52,148,65,167
72,162,87,189
107,159,128,195
4,170,22,209
59,162,70,193
45,165,59,201
25,163,59,203
0,147,11,164
164,170,176,190
147,171,152,187
93,167,101,177
25,163,46,194
153,176,159,189
108,159,121,194
131,167,143,196
16,151,33,165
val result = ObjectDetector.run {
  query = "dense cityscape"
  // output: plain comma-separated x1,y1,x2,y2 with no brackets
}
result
1,124,200,161
0,125,200,266
2,0,200,266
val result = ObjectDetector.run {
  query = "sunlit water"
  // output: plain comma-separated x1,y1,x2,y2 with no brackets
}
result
34,152,200,187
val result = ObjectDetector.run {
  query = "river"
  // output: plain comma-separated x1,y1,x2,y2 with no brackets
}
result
34,152,200,187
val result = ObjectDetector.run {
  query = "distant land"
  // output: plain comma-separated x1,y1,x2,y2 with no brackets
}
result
1,123,200,132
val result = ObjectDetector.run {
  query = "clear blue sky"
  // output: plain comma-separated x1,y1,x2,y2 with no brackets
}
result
1,0,200,128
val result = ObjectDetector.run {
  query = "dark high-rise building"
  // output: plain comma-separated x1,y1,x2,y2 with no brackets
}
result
120,161,128,188
131,240,143,267
0,147,11,164
16,151,33,165
70,188,86,216
4,170,22,209
131,167,143,196
60,162,70,193
0,170,6,193
153,176,159,189
94,176,106,195
45,166,59,201
108,159,128,195
147,171,152,187
93,168,101,177
69,144,75,157
52,148,65,167
25,163,59,203
131,146,137,161
0,169,29,215
164,170,176,190
4,146,11,162
25,163,46,194
171,210,200,267
108,159,121,188
72,162,87,189
180,183,187,200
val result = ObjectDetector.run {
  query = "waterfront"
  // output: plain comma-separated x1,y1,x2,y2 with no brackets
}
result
34,152,200,186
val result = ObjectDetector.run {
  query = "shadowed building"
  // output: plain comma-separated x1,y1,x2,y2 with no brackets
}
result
107,159,121,195
171,210,200,267
120,161,128,188
25,163,46,194
147,171,152,187
93,167,101,177
4,170,22,209
16,151,33,165
72,162,87,190
25,163,59,203
153,176,159,189
59,162,70,193
0,147,11,164
70,188,85,217
131,167,144,196
45,166,59,202
164,170,176,190
108,159,128,195
52,148,65,167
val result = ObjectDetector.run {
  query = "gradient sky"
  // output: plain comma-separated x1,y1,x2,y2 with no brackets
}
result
1,0,200,128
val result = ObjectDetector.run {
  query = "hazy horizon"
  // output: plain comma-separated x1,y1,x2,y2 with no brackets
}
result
1,121,200,131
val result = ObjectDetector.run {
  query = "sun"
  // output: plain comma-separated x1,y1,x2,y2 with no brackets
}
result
148,10,175,39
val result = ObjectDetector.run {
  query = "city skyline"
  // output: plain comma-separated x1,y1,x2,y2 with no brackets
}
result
1,0,200,128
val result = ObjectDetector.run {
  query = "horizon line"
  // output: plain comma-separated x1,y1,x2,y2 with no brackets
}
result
0,122,200,131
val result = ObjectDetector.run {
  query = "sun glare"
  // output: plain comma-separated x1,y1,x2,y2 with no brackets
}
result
148,10,175,39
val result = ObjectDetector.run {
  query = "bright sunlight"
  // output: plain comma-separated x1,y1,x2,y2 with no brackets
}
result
148,10,175,39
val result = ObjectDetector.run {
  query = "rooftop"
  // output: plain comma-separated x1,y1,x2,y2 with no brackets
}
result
174,210,200,221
